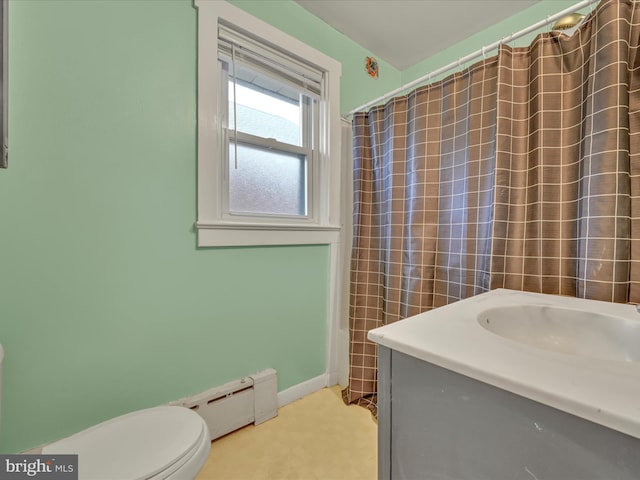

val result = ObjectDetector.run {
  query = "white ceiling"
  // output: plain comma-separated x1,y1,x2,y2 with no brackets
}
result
294,0,540,71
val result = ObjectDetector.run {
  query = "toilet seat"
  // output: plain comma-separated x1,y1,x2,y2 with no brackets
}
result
42,406,210,479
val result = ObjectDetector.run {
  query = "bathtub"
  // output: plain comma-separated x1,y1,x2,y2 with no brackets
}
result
368,288,640,480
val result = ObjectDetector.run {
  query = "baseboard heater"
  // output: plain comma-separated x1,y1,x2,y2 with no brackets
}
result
173,368,278,440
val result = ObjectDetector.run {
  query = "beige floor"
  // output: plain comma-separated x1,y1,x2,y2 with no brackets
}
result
196,386,377,480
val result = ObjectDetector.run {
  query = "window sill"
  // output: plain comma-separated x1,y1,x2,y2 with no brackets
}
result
196,222,342,247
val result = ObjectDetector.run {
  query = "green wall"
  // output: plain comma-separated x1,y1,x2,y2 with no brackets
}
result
0,0,591,453
0,0,335,454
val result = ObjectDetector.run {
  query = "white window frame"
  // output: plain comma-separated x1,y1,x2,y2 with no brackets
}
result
219,59,317,223
194,0,342,247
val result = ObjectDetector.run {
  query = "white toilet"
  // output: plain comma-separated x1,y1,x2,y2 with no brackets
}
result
0,345,211,479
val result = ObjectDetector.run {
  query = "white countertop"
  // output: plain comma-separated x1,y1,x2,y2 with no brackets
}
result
368,288,640,439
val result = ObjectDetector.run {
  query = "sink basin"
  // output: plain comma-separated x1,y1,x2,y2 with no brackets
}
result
477,304,640,362
369,289,640,440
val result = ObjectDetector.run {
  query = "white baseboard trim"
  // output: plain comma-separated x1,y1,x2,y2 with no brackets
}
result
327,371,339,387
277,373,333,407
22,374,337,453
21,446,44,454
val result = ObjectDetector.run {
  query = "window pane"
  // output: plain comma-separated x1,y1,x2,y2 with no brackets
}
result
229,143,307,217
227,63,302,146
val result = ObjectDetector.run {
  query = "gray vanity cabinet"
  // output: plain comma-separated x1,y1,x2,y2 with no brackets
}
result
377,346,640,480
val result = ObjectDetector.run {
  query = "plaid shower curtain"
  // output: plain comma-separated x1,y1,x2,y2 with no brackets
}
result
343,0,640,411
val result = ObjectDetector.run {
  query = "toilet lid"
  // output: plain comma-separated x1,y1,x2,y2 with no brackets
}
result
42,406,207,480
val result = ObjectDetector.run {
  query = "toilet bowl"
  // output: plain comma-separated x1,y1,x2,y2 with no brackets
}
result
0,345,210,479
42,406,211,479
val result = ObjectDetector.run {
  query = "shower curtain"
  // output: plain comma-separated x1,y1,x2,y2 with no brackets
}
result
343,0,640,412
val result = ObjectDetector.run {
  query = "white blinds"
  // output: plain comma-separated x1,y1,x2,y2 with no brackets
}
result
218,23,323,97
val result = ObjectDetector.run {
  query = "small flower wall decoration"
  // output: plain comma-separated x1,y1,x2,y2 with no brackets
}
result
366,56,379,79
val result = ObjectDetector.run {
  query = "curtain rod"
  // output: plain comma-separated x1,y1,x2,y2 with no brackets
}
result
345,0,598,117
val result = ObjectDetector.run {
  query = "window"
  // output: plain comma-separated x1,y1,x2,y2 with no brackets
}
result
195,1,342,246
219,25,319,221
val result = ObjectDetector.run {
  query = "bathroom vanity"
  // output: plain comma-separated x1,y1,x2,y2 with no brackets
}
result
369,289,640,480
